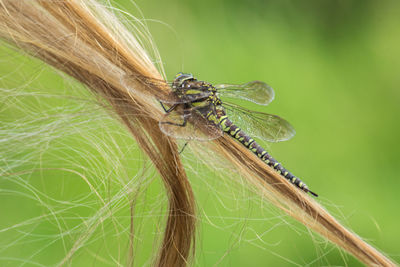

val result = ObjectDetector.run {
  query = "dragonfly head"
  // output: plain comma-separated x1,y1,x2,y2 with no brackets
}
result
173,72,195,88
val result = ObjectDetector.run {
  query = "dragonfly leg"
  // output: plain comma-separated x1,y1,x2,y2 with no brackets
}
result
179,142,189,154
160,102,178,113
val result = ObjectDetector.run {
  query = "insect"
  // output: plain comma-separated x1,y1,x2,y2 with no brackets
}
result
124,72,317,196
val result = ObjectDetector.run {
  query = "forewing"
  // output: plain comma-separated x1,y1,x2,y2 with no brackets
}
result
223,102,295,142
159,106,223,141
215,81,275,105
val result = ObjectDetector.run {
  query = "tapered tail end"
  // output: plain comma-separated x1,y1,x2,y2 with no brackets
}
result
302,185,318,197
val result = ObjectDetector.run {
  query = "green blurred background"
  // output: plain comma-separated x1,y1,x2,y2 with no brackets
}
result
1,0,399,266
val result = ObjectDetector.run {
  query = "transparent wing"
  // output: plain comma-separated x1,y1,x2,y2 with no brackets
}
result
159,105,223,141
121,74,211,104
215,81,275,105
223,102,295,142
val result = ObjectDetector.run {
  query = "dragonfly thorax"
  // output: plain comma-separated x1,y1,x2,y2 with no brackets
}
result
173,73,221,107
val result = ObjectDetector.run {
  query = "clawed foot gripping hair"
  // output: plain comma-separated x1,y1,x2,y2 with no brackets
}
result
0,1,396,266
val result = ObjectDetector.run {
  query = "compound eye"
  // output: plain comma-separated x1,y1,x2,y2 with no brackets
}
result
175,72,184,78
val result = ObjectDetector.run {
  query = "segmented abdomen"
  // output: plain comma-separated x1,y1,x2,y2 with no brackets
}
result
218,115,310,193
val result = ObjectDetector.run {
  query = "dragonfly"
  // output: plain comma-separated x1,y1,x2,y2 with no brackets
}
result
124,72,317,196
